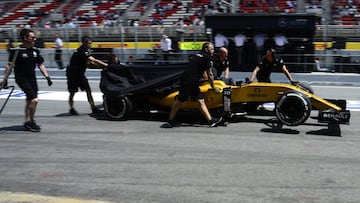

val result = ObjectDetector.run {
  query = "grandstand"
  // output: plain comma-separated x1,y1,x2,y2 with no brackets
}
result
0,0,359,29
0,1,62,28
0,0,360,42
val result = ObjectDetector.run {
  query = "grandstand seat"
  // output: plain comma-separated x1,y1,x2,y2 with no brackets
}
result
239,0,289,13
0,1,63,28
145,0,210,26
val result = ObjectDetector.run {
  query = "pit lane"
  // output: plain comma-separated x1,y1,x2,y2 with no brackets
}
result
0,73,360,203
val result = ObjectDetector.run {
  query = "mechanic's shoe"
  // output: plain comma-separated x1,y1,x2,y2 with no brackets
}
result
209,117,223,128
161,120,179,128
24,121,41,132
24,121,32,131
92,107,102,114
69,108,79,115
31,121,41,131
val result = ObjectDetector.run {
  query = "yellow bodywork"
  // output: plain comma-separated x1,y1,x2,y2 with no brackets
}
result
146,81,343,111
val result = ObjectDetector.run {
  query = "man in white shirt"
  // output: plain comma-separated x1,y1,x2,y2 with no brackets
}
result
273,33,288,46
53,34,64,69
234,33,247,65
273,33,288,53
253,33,266,61
253,33,266,48
214,33,228,48
160,34,172,63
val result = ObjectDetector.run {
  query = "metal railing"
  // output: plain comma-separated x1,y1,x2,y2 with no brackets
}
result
1,25,207,43
315,25,360,40
1,51,359,73
1,25,360,73
3,25,360,43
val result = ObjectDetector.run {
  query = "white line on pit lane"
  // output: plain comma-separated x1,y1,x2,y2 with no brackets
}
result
1,90,360,111
0,90,103,102
264,101,360,111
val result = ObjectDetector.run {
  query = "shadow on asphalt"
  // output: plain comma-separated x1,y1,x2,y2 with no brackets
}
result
306,129,342,137
54,112,91,117
0,125,26,133
261,128,300,134
88,109,342,136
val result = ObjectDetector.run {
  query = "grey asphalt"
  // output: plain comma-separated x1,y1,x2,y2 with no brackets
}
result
0,70,360,203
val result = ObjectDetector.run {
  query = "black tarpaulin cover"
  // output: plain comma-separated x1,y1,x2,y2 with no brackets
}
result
100,63,186,96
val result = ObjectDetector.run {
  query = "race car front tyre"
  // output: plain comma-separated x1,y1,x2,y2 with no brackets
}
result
275,90,312,126
103,95,133,119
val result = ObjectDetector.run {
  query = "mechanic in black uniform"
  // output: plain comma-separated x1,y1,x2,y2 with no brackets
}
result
214,47,229,79
66,35,102,115
213,47,235,85
2,28,53,132
162,42,223,128
249,48,293,83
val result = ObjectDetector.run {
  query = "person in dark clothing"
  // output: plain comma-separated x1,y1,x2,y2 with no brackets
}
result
213,47,235,85
2,28,53,132
162,42,223,128
250,48,293,83
213,47,229,79
249,48,293,111
66,35,102,115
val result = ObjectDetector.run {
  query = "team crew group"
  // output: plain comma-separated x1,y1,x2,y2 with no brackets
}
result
1,28,294,132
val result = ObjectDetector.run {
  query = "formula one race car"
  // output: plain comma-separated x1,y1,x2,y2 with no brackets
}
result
100,63,351,136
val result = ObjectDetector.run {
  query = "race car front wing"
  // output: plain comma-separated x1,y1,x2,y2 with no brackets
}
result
318,109,351,124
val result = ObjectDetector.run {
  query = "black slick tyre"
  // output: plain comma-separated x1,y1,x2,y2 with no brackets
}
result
275,90,312,126
103,95,133,119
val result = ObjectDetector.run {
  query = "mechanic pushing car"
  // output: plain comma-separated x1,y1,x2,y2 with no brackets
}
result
66,35,103,115
249,48,294,83
161,42,224,128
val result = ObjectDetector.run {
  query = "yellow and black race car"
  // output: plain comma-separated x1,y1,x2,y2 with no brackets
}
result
100,63,350,135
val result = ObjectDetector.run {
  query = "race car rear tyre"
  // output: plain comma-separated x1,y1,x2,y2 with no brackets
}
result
275,90,312,126
103,96,133,119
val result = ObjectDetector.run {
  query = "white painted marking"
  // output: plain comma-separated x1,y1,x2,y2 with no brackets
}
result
0,90,103,102
0,191,120,203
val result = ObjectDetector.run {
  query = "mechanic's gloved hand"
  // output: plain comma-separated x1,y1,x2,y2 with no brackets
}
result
291,81,298,86
214,87,222,94
46,76,53,86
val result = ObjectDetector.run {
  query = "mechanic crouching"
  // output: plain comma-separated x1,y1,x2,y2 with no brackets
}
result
161,42,223,128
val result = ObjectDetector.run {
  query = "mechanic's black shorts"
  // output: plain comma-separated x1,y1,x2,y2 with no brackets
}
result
66,73,91,93
15,77,38,100
177,81,203,102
